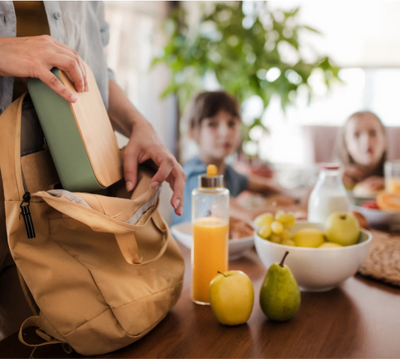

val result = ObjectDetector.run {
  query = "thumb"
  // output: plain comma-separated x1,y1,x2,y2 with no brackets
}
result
123,149,139,192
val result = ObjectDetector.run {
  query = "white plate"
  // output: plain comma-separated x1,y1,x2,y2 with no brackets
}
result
170,222,254,260
350,204,400,226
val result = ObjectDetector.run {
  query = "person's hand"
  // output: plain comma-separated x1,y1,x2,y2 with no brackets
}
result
123,119,186,216
342,164,367,189
0,35,88,102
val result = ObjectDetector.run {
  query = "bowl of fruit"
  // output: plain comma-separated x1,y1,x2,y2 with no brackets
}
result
254,211,372,292
350,191,400,227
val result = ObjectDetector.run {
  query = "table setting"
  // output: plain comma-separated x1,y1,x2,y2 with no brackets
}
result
2,163,400,358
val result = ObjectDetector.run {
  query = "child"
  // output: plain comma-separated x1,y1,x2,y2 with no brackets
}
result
335,111,387,195
172,91,303,225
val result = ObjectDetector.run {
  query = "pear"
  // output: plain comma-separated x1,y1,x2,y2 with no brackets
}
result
259,251,301,321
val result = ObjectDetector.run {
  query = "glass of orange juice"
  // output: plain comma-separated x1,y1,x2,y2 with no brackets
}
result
385,161,400,193
191,165,229,305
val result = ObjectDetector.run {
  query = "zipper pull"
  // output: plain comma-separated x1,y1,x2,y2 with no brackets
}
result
20,192,35,239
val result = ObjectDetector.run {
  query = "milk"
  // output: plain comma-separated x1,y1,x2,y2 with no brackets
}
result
308,192,350,224
307,166,350,224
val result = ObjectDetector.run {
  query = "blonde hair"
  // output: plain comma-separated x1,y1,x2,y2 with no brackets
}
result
335,111,387,176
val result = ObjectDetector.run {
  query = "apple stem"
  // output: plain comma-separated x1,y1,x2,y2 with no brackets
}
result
217,271,227,277
279,251,289,267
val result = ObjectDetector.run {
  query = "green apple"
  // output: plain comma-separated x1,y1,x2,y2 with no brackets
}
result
209,270,254,326
292,228,325,248
325,212,360,246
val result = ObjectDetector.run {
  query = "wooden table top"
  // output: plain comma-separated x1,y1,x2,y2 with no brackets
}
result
1,231,400,358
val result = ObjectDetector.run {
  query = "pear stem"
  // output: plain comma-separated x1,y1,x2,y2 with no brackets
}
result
218,271,227,277
279,251,289,267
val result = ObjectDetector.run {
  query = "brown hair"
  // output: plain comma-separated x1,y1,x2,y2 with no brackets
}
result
186,91,241,129
335,111,387,176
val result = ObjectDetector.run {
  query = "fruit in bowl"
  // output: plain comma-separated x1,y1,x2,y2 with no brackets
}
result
254,221,372,291
255,211,363,249
350,198,400,227
255,211,296,245
292,228,325,248
325,212,360,246
377,191,400,211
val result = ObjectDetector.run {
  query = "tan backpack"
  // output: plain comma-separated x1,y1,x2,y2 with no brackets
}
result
0,94,185,355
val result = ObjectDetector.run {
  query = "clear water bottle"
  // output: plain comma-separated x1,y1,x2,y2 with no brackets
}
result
191,164,229,305
308,164,350,224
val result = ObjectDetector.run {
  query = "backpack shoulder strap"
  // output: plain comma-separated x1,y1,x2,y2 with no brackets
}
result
0,95,26,202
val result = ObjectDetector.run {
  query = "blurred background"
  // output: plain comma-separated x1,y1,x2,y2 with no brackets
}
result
103,1,400,223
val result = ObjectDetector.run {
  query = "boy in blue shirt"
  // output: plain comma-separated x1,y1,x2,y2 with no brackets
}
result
173,91,301,225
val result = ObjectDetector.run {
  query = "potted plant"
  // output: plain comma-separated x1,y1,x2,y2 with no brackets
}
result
152,1,340,167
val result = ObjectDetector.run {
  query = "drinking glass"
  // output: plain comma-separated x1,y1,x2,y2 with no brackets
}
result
384,161,400,193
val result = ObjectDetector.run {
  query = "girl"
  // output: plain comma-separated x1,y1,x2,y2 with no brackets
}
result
172,91,304,225
336,111,387,195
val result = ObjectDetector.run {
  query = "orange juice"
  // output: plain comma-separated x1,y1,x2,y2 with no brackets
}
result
386,177,400,193
191,217,228,305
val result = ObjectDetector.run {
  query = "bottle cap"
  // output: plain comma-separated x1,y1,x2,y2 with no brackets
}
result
199,164,224,188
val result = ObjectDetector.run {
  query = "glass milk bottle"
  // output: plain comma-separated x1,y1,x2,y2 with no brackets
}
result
308,164,350,224
191,164,229,305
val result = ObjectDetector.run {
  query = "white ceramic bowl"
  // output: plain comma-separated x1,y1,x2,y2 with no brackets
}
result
350,204,400,227
170,221,254,260
254,222,372,292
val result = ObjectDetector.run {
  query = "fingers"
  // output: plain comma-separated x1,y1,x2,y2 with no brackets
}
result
342,174,355,189
169,168,186,216
150,156,186,216
123,149,139,192
37,67,77,103
349,166,366,181
150,158,175,189
56,45,89,92
52,53,85,93
344,168,362,183
53,42,88,92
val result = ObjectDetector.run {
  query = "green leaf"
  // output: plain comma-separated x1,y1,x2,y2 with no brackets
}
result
152,1,341,147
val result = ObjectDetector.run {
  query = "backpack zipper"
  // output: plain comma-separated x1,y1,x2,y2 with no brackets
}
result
20,191,36,239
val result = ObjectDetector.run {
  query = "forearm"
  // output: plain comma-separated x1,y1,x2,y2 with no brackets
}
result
108,80,152,138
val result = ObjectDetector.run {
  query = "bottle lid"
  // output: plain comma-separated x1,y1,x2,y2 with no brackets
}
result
320,163,340,170
199,164,224,188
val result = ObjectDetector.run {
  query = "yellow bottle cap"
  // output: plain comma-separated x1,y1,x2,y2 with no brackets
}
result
199,164,223,188
207,164,218,177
